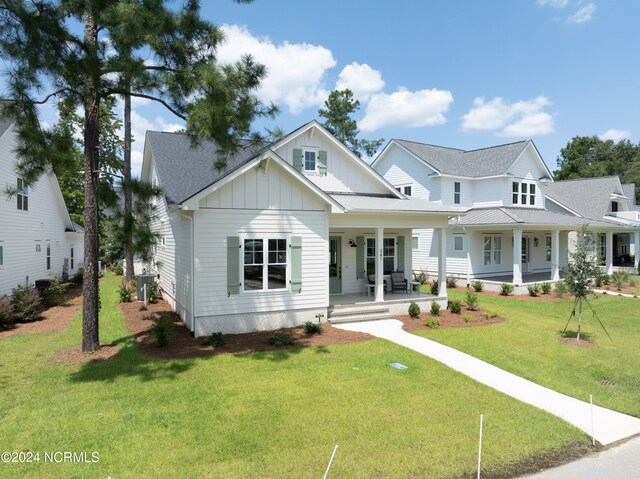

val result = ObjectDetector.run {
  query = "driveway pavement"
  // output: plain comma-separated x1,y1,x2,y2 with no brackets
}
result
334,319,640,446
519,436,640,478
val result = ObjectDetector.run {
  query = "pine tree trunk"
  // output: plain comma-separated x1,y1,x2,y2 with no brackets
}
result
82,8,100,352
124,89,133,283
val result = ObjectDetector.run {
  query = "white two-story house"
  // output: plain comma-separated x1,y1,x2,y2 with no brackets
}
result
0,117,84,296
372,138,632,289
141,121,463,336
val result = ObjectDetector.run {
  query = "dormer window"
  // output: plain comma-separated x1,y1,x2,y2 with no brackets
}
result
611,201,619,212
454,182,461,204
395,185,412,196
304,151,316,171
512,181,536,206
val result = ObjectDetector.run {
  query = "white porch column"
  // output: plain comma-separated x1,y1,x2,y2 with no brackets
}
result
605,231,614,275
635,231,640,270
551,229,560,281
513,228,523,285
375,227,384,302
437,228,447,297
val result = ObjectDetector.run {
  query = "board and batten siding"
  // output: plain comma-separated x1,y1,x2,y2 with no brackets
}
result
0,126,83,296
148,160,194,328
274,127,391,195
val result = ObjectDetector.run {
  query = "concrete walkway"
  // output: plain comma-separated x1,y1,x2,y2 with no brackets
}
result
520,436,640,478
334,319,640,446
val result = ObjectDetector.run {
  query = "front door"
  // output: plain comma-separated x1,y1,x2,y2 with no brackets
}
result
521,236,531,273
329,236,342,294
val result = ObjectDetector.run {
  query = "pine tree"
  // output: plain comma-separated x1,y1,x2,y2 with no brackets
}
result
0,1,276,351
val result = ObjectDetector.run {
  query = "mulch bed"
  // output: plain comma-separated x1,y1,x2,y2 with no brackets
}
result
120,297,373,360
51,343,120,364
463,287,567,302
397,306,504,333
0,283,83,337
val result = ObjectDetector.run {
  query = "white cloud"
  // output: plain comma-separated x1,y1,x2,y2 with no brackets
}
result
599,129,630,142
335,62,385,101
217,24,336,114
568,3,596,23
359,88,453,132
536,0,570,7
462,96,554,137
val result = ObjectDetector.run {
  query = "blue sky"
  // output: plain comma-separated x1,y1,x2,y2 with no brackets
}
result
38,0,640,176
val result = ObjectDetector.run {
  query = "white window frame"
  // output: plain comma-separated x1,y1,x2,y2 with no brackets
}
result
453,234,465,252
395,185,412,196
0,243,4,267
241,234,290,293
545,236,552,262
70,246,74,270
454,182,461,205
46,242,51,270
412,236,419,250
483,235,502,265
17,178,28,211
365,236,397,275
35,241,42,254
512,181,536,206
303,148,318,173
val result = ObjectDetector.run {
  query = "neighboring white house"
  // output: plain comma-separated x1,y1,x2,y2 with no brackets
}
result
141,121,464,336
0,117,84,296
372,138,636,288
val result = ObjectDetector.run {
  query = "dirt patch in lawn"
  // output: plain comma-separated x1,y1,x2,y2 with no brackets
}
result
559,337,596,347
465,287,567,302
120,298,373,360
397,305,504,333
0,283,83,337
51,343,120,365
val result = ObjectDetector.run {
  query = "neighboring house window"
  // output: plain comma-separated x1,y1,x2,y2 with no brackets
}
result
512,181,536,206
0,244,3,266
243,238,287,291
412,236,419,250
454,182,461,205
521,183,527,205
46,243,51,270
304,151,316,171
70,247,74,270
529,184,536,206
483,236,502,265
453,234,464,252
545,236,551,262
396,185,412,196
512,182,519,204
17,178,28,211
611,201,619,212
35,242,41,253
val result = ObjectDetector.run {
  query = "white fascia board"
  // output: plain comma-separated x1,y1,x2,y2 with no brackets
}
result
179,149,345,213
377,139,442,176
47,167,75,231
277,121,404,199
545,196,583,217
436,173,508,180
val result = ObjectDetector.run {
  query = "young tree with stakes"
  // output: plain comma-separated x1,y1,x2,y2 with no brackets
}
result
0,0,277,351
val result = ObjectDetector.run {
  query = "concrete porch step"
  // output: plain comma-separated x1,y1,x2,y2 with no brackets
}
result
328,304,395,324
329,312,396,324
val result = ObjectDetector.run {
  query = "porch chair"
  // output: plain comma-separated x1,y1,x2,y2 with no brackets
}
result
366,273,387,295
390,271,408,294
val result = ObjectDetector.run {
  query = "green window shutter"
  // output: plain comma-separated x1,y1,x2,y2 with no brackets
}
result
227,236,241,296
293,148,303,172
290,236,303,292
356,236,365,279
397,236,405,272
317,150,327,175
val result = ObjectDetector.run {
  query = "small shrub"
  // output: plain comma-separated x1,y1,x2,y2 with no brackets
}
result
113,264,124,276
141,314,155,321
146,281,160,304
630,278,637,287
555,280,567,298
594,270,606,288
449,300,462,314
527,283,541,297
425,318,440,329
471,280,484,292
408,301,421,318
268,332,294,346
0,295,14,329
540,282,552,295
118,281,133,303
462,314,473,323
43,277,71,307
414,270,428,285
304,321,324,335
150,312,174,347
601,274,611,286
11,285,42,323
465,291,479,311
481,310,498,319
202,332,226,347
499,283,514,296
446,276,457,288
430,301,441,316
430,280,439,295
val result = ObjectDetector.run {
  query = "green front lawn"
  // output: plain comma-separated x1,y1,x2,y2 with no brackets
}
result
418,289,640,418
0,274,589,478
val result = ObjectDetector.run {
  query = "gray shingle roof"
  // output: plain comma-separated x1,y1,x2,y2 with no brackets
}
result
146,131,270,207
545,176,621,220
330,193,466,214
394,139,531,177
453,207,617,228
0,115,14,138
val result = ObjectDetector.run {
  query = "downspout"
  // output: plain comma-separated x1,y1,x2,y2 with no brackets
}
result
180,211,195,336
